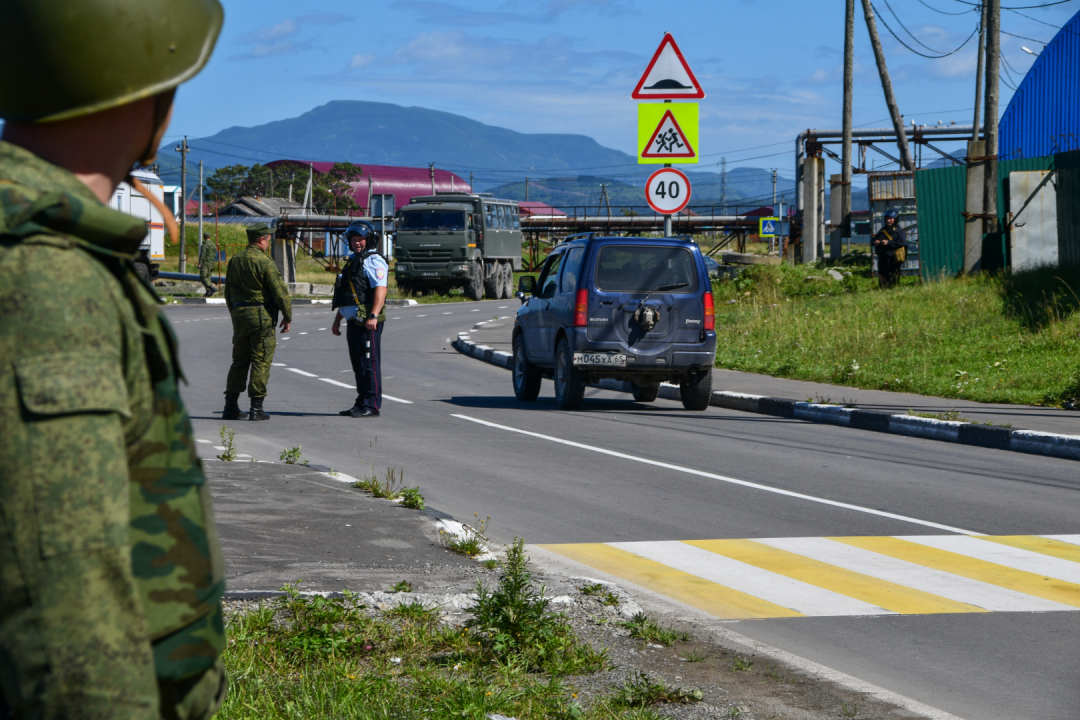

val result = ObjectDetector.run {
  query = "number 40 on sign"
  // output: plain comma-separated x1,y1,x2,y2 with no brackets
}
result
645,167,691,215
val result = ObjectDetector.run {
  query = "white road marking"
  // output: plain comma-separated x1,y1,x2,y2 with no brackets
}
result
498,306,508,309
299,332,308,335
471,309,480,312
903,535,1080,583
612,541,892,617
392,317,401,320
272,363,287,366
416,315,426,317
281,336,291,340
213,445,226,451
443,312,453,315
319,378,354,389
450,415,980,535
757,537,1071,613
318,327,327,331
382,395,413,404
196,439,212,444
1042,535,1080,546
286,368,319,377
236,454,252,458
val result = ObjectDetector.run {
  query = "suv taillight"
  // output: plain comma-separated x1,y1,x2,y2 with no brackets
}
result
574,289,588,327
703,291,715,330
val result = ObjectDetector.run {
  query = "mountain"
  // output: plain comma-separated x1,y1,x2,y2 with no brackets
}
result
156,99,802,211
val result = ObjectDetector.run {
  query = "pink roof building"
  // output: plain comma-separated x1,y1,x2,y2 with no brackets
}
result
517,201,566,217
265,160,470,214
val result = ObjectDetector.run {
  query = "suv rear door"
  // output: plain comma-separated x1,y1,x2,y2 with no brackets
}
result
525,249,563,364
586,243,703,347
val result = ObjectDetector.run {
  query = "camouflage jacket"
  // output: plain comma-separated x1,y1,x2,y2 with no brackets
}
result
198,238,216,268
223,244,291,321
0,141,225,712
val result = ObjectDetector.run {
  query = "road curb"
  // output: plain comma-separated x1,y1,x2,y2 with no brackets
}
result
172,297,419,306
452,334,1080,463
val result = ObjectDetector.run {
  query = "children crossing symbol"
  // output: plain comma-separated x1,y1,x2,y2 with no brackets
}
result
641,109,696,160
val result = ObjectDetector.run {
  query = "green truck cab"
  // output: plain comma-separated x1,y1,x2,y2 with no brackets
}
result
394,193,522,300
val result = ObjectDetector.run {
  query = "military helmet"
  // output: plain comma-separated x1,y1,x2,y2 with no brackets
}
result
883,208,900,221
345,220,377,239
0,0,224,123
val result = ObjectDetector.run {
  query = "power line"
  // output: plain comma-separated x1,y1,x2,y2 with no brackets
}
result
1001,28,1049,41
1005,7,1062,26
881,0,957,52
952,0,1075,8
871,2,981,58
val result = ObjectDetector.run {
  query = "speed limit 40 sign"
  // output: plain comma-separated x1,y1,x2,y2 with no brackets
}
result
645,167,691,215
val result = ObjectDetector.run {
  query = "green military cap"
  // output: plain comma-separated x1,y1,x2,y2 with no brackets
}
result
246,223,274,242
0,0,224,123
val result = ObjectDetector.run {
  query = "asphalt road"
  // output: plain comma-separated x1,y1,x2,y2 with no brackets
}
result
170,300,1080,720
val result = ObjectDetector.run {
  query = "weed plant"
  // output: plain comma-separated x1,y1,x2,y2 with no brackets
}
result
440,514,490,557
399,486,425,510
712,263,1080,406
621,612,692,647
353,468,404,500
216,426,236,461
219,554,633,719
611,671,703,708
279,446,307,465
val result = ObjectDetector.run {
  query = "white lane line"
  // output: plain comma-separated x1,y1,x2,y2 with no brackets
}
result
416,314,426,317
196,439,212,444
498,306,508,309
281,336,291,340
317,377,412,403
392,317,401,320
443,312,453,315
471,309,480,312
904,536,1080,583
318,327,327,331
611,541,891,617
450,414,980,535
236,454,252,459
757,537,1070,613
299,332,308,335
272,363,287,366
286,368,319,377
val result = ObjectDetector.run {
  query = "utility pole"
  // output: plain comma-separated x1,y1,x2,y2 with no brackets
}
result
525,176,529,202
771,169,777,207
429,162,435,195
470,172,474,192
983,0,1001,242
720,157,727,213
198,160,204,262
175,137,188,272
964,0,989,273
860,0,914,171
842,0,855,250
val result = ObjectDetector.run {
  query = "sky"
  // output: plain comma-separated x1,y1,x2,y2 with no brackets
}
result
160,0,1077,187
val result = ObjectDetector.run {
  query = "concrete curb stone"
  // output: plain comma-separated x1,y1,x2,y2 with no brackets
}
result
452,334,1080,463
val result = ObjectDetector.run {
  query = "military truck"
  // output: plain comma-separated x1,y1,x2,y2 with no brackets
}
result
393,193,522,300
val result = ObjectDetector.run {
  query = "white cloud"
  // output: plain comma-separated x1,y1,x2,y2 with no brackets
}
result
348,53,376,71
231,13,353,60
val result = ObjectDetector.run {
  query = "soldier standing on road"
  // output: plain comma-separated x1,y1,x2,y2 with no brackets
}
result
199,231,217,296
873,208,907,289
222,223,292,421
332,220,388,418
0,1,228,718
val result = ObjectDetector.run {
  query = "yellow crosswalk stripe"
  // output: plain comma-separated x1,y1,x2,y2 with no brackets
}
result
979,535,1080,564
832,536,1080,608
541,542,803,619
684,539,986,615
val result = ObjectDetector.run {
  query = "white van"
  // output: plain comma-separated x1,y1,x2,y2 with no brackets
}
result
110,168,167,281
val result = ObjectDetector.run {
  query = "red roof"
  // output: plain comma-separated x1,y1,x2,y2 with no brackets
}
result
517,201,566,217
743,206,777,217
266,161,470,213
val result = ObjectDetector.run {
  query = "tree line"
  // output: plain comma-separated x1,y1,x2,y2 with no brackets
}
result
205,161,366,213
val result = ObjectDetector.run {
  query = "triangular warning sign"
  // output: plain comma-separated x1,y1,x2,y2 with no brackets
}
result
632,33,705,99
641,109,697,159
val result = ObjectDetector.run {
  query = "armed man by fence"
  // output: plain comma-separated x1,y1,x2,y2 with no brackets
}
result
873,208,907,289
199,231,217,296
0,0,228,717
223,223,292,420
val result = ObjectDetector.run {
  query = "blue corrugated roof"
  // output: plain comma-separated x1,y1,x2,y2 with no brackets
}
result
999,10,1080,160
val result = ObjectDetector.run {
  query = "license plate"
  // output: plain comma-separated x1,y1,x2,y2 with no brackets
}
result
573,352,626,367
422,272,440,276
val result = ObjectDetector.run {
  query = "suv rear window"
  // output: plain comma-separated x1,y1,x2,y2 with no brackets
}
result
401,210,466,231
594,245,699,293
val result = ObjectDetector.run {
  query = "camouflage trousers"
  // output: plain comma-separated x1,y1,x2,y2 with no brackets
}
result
226,306,277,398
199,263,214,293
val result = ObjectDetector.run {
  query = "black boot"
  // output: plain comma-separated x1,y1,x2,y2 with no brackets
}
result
339,396,364,416
249,396,270,421
222,393,248,420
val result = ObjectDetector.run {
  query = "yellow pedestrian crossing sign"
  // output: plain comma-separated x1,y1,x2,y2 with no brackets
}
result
638,103,699,165
759,217,780,237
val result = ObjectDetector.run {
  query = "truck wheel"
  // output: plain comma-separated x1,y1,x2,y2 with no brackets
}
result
483,261,500,299
501,262,513,299
466,262,485,300
679,369,713,411
512,334,542,401
554,339,586,410
631,382,660,403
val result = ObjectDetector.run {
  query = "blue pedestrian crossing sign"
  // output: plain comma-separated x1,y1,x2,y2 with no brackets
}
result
758,217,780,238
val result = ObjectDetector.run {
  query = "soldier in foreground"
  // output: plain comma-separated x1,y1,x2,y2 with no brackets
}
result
199,232,218,297
222,223,292,421
0,1,228,718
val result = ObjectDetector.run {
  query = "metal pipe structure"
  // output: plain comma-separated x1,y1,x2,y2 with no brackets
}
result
795,124,980,213
521,215,756,230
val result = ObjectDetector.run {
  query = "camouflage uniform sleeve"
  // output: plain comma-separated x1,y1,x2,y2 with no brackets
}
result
223,256,234,311
263,255,292,323
0,238,160,719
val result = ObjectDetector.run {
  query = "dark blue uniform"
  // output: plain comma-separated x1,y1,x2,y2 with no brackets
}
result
333,249,388,415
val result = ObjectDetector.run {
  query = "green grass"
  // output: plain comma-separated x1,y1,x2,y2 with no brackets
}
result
621,613,692,647
712,263,1080,407
218,544,648,720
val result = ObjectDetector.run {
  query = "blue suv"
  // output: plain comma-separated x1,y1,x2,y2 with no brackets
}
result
512,234,716,411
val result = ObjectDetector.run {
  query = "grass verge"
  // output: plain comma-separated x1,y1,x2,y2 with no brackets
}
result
712,262,1080,407
217,541,703,719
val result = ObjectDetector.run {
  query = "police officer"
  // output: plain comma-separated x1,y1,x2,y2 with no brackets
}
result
332,221,389,417
223,223,292,421
873,208,907,289
199,231,217,296
0,1,227,718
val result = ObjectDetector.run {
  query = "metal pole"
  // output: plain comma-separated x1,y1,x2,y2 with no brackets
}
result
198,160,204,264
983,0,1001,239
177,137,188,272
429,162,435,195
663,99,673,237
842,0,855,253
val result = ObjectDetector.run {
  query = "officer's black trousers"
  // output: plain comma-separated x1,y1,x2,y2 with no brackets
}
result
346,319,383,412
